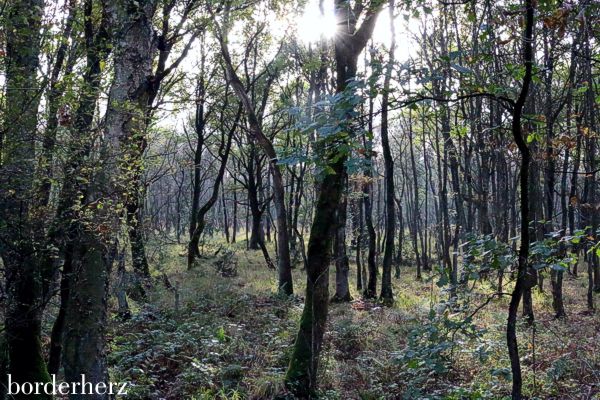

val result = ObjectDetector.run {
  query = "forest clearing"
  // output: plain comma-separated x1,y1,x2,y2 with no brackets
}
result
102,240,600,399
0,0,599,399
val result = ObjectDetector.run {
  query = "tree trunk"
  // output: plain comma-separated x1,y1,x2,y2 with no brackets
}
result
506,2,535,398
379,0,396,303
45,0,112,374
248,171,264,250
363,135,378,298
187,72,209,262
62,237,111,399
61,2,158,396
127,193,150,299
333,175,351,302
48,244,74,375
408,112,422,280
354,196,364,290
285,2,381,395
232,189,238,243
0,1,51,396
188,104,241,268
222,184,230,242
218,28,293,294
550,268,566,318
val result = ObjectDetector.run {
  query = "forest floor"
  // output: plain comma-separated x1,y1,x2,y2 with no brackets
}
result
102,239,600,400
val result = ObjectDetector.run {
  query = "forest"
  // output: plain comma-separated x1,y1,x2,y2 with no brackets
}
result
0,0,599,398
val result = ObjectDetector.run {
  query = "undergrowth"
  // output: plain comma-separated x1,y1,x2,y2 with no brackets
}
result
106,239,600,399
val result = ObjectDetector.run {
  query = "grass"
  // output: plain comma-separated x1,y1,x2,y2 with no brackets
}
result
105,238,600,399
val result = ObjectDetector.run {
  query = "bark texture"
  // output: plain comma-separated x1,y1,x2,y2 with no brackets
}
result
61,1,158,397
285,1,382,396
0,1,51,397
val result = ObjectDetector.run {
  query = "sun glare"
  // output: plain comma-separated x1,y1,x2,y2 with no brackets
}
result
298,0,337,44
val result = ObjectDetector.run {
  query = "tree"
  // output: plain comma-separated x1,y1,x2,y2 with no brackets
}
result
213,5,294,295
285,0,382,395
0,1,51,396
60,0,158,394
188,86,242,268
506,0,536,397
379,0,396,302
46,0,112,375
126,0,201,282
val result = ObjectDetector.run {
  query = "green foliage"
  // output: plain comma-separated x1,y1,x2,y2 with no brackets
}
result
220,364,244,389
451,64,473,75
530,230,583,273
546,356,572,383
461,234,515,281
393,304,486,399
281,79,370,177
330,318,369,359
215,326,229,342
103,240,600,398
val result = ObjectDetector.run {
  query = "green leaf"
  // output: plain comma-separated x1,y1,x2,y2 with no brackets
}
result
451,64,473,74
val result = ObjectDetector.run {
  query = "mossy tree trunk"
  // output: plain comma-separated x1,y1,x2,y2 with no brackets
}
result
285,1,382,396
60,1,158,396
127,0,200,281
333,175,352,302
46,0,111,375
62,238,111,400
285,158,345,395
0,1,51,397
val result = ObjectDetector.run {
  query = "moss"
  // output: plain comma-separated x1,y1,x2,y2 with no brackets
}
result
7,333,51,400
285,286,319,398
